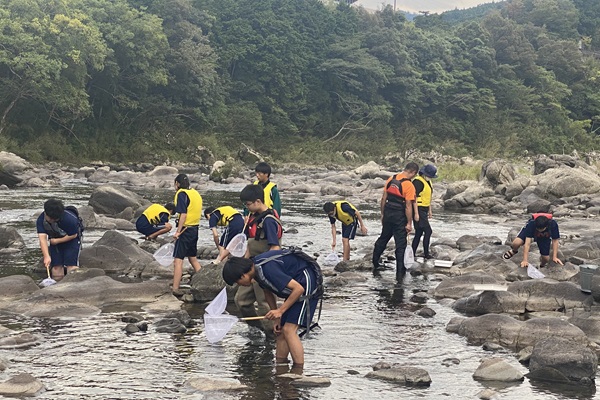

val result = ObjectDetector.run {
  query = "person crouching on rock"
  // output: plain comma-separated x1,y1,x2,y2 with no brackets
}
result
136,203,175,241
36,199,82,281
223,250,320,375
204,205,245,263
503,213,563,268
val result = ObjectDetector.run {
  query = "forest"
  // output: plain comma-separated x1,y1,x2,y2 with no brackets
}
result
1,0,600,164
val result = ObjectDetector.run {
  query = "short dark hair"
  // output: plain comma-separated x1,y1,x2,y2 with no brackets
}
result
240,184,264,203
164,203,176,214
323,202,335,213
222,257,253,285
404,162,419,173
204,206,215,218
535,215,550,229
175,174,190,189
44,198,64,220
255,162,271,176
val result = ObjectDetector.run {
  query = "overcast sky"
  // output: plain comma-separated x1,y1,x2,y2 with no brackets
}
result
355,0,500,13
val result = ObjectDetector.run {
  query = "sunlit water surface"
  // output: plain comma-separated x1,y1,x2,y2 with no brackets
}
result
0,181,596,399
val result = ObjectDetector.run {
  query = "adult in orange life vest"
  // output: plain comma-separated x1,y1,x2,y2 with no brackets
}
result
172,174,202,296
372,162,419,282
411,164,438,259
136,203,175,240
503,213,563,268
204,205,244,263
323,201,367,261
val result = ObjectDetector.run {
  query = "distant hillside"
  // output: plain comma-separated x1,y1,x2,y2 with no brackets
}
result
441,1,506,23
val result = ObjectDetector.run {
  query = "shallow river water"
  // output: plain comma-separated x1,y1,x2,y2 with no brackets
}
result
0,180,597,399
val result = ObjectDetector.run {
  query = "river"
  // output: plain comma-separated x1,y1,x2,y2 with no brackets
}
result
0,180,595,399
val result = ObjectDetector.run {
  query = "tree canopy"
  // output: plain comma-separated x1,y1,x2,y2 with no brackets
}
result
0,0,599,163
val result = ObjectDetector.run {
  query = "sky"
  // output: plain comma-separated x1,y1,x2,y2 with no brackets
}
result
355,0,501,14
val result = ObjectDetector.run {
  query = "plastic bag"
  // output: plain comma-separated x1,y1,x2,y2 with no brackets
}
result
527,264,545,279
404,246,415,270
153,242,175,267
226,233,247,257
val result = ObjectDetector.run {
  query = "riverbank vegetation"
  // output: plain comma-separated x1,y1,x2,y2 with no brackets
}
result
1,0,600,164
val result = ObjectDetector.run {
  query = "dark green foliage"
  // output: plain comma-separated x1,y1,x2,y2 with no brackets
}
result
0,0,600,164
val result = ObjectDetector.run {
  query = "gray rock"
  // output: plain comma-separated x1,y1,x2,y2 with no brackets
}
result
164,310,194,328
472,357,524,382
125,323,140,333
0,333,41,349
88,184,148,216
0,226,25,254
410,292,428,304
534,167,600,200
416,307,436,318
0,373,43,397
366,366,432,386
480,159,516,187
478,388,499,400
527,337,597,385
154,318,187,333
185,376,247,391
0,275,39,299
121,313,145,323
290,377,332,387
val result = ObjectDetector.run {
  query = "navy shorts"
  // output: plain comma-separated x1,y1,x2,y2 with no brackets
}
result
219,215,245,247
173,226,198,259
136,216,165,237
281,269,319,328
341,220,358,240
50,239,81,267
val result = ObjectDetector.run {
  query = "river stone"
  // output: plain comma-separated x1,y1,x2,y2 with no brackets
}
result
154,318,187,333
164,310,195,328
478,388,500,400
60,268,106,283
0,226,25,254
121,313,145,323
290,377,332,387
0,333,41,349
417,307,436,318
0,275,39,299
527,337,598,384
0,151,31,174
534,167,600,200
88,184,147,216
366,366,431,386
190,263,235,302
432,272,507,300
185,376,247,391
480,159,516,187
148,166,178,176
0,373,43,397
472,358,524,382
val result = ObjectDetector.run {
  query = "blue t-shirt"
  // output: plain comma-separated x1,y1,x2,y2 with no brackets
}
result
522,219,560,241
207,211,222,229
329,202,356,225
175,192,190,214
253,250,311,298
36,211,80,237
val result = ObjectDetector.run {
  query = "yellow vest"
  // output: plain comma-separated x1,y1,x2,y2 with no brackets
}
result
142,204,170,225
212,206,240,226
334,201,357,225
253,180,276,209
414,175,432,207
174,188,202,226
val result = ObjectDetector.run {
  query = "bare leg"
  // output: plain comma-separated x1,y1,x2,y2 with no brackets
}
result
172,258,184,290
51,266,65,281
540,255,550,267
281,323,304,365
511,237,524,252
275,333,290,362
188,256,201,273
342,238,351,261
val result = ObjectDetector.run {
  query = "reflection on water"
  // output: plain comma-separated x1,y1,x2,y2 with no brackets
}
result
0,183,596,399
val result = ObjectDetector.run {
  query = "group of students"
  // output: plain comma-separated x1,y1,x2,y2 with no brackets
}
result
35,160,563,373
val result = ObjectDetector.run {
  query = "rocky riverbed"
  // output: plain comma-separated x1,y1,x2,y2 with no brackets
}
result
1,150,600,398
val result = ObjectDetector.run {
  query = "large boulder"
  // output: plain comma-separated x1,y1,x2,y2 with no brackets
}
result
527,337,597,385
0,151,31,175
0,276,40,301
534,167,600,200
190,262,235,302
88,184,148,216
455,314,587,351
480,160,516,187
432,272,507,300
0,226,25,254
79,230,162,277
